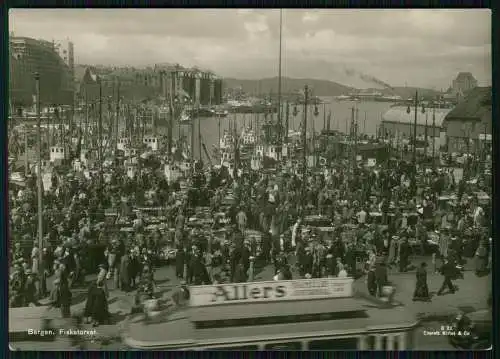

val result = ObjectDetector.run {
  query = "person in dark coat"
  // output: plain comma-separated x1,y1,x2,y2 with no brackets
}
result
474,239,489,276
23,270,39,306
49,277,72,318
413,262,431,301
398,237,411,272
280,264,293,280
84,280,110,327
233,260,248,283
374,261,388,298
437,258,457,295
302,247,314,277
119,253,131,292
128,249,141,288
175,246,185,279
188,249,210,285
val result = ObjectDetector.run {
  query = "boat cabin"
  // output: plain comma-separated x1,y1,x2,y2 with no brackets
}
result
144,136,159,151
281,144,289,158
220,151,234,166
73,159,83,172
127,164,138,179
122,278,420,350
251,156,262,171
164,164,182,183
49,146,65,162
124,148,139,158
255,145,264,158
102,135,110,148
242,131,257,146
32,160,50,175
117,137,131,151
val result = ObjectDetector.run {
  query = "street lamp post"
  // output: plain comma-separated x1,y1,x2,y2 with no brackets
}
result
24,116,29,177
34,72,43,264
98,76,103,181
424,109,429,161
432,105,436,167
407,90,425,194
301,85,308,204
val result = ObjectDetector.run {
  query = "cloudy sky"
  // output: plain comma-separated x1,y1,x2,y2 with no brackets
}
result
9,9,491,89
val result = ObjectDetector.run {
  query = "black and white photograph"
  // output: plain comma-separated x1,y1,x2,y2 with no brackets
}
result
8,8,492,351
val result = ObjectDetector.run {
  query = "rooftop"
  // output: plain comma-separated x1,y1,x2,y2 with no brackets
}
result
455,72,476,81
382,106,451,127
444,86,491,122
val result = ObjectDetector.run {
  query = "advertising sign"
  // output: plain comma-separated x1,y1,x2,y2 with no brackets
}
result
189,278,354,307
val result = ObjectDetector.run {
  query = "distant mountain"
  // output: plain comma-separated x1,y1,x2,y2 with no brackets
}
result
372,86,443,99
223,77,354,97
223,77,441,99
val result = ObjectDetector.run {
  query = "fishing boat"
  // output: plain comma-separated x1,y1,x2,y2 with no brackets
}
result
240,127,257,147
180,110,191,123
219,131,234,151
214,109,229,118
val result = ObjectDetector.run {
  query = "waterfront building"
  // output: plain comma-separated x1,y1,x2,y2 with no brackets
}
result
442,86,491,154
9,36,75,107
78,64,223,105
452,72,478,96
380,106,451,140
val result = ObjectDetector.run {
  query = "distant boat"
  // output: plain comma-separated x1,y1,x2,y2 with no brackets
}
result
335,95,351,101
180,111,191,123
214,109,229,118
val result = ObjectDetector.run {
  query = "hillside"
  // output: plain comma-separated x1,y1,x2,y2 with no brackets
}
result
223,77,440,98
369,86,443,99
222,77,354,97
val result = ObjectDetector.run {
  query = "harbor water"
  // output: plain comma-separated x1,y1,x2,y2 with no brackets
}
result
185,99,394,160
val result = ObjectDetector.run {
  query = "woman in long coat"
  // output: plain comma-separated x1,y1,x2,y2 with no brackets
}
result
84,280,110,327
413,262,430,301
387,236,398,267
474,239,489,275
119,253,131,291
438,229,450,260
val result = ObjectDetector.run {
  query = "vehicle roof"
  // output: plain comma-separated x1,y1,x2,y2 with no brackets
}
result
124,298,419,349
190,297,365,322
9,307,59,333
467,309,492,323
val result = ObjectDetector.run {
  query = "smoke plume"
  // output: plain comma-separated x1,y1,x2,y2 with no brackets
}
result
343,67,394,91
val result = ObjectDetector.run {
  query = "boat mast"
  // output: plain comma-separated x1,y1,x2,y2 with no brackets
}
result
115,79,120,150
285,101,289,143
84,88,89,149
277,8,283,146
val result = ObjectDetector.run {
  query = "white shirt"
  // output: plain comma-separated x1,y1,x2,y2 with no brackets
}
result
473,206,484,226
338,269,348,278
291,222,300,247
357,210,367,224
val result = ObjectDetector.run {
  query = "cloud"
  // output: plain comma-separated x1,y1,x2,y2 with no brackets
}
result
9,9,491,89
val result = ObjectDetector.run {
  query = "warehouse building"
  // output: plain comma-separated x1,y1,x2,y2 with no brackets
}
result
442,86,491,154
380,106,451,140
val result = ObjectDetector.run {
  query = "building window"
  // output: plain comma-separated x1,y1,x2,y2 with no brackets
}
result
264,342,302,350
308,337,359,350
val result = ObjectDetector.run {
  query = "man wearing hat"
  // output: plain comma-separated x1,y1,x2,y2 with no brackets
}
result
84,278,110,327
49,275,72,318
437,257,457,296
438,226,450,262
23,269,39,306
9,262,25,307
398,236,411,273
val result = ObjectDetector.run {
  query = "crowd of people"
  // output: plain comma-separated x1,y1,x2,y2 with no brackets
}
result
9,144,491,323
